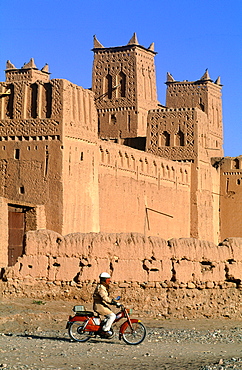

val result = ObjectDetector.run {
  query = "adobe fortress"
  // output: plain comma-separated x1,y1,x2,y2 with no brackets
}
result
0,33,241,272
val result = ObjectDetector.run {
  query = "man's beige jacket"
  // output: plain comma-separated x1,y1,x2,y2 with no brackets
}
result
93,283,113,316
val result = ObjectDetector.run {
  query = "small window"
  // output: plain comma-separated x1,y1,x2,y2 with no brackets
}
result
232,159,239,169
159,131,170,146
31,83,38,118
118,71,126,97
19,186,25,194
14,149,20,159
111,114,117,124
106,74,112,99
80,152,84,161
175,130,185,146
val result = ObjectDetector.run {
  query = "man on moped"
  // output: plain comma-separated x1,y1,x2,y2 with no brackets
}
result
93,272,120,337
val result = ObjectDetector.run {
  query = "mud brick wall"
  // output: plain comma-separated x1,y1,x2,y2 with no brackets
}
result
3,230,242,284
1,230,242,318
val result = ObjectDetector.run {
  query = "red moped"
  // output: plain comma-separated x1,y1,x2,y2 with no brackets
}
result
66,303,146,345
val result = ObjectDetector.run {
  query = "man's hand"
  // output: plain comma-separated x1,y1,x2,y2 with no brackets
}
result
111,299,121,307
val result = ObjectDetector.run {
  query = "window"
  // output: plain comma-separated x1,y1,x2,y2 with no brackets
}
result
14,149,20,159
232,159,239,169
6,84,14,118
117,71,126,97
111,114,117,124
159,131,170,146
44,83,52,118
106,74,112,99
31,83,38,118
19,186,25,194
175,130,185,146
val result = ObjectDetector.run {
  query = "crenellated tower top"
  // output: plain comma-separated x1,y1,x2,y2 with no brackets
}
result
5,58,50,83
92,33,159,143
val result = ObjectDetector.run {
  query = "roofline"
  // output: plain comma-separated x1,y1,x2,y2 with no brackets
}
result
92,44,157,55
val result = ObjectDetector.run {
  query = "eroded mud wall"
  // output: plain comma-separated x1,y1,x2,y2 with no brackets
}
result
1,230,242,318
2,230,242,284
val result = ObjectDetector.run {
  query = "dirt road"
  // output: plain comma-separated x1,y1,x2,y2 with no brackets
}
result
0,298,241,369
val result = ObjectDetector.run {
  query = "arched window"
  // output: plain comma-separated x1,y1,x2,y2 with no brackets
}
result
117,71,126,97
131,155,135,170
125,153,129,168
6,84,14,118
171,166,175,179
119,151,123,167
106,74,112,99
99,146,104,162
175,130,185,146
140,159,144,172
159,131,170,146
44,83,52,118
111,114,117,124
106,150,110,164
167,165,170,178
145,158,149,173
153,161,157,176
199,97,205,112
185,169,188,183
161,163,165,177
232,158,240,169
31,83,38,118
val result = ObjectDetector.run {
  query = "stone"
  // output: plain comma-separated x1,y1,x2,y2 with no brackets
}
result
187,282,196,289
118,283,129,288
205,281,214,289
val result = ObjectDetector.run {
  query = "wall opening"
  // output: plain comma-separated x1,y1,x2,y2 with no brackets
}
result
14,148,20,159
111,114,117,124
118,71,126,97
232,158,239,169
199,98,205,112
19,186,25,194
8,204,36,266
44,83,52,118
106,74,112,99
159,131,170,146
31,83,38,118
6,84,14,119
175,130,185,146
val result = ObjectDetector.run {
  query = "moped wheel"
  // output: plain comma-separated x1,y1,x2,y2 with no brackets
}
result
122,322,146,345
68,321,92,342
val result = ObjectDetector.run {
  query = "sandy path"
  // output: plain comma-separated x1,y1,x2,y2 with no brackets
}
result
0,298,241,369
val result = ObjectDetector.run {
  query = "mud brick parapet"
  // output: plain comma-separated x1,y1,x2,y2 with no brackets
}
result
2,230,242,285
1,230,242,318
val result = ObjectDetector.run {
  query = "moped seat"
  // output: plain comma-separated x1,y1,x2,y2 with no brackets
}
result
75,311,94,317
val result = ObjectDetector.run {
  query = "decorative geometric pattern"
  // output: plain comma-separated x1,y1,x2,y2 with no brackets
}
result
93,50,136,109
0,119,60,137
147,108,197,161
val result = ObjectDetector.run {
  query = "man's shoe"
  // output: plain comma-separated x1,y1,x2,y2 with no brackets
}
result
99,330,112,338
105,330,113,337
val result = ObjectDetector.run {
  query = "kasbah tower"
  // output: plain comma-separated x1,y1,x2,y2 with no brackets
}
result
0,33,241,268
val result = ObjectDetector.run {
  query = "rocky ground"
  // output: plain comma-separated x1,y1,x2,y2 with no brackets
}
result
0,298,241,369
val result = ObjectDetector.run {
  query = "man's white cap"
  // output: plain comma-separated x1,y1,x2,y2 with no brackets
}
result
99,272,111,279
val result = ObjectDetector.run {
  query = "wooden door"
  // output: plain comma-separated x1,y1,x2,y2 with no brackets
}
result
8,210,25,266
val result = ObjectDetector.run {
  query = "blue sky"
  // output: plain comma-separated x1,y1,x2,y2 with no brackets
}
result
0,0,241,157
